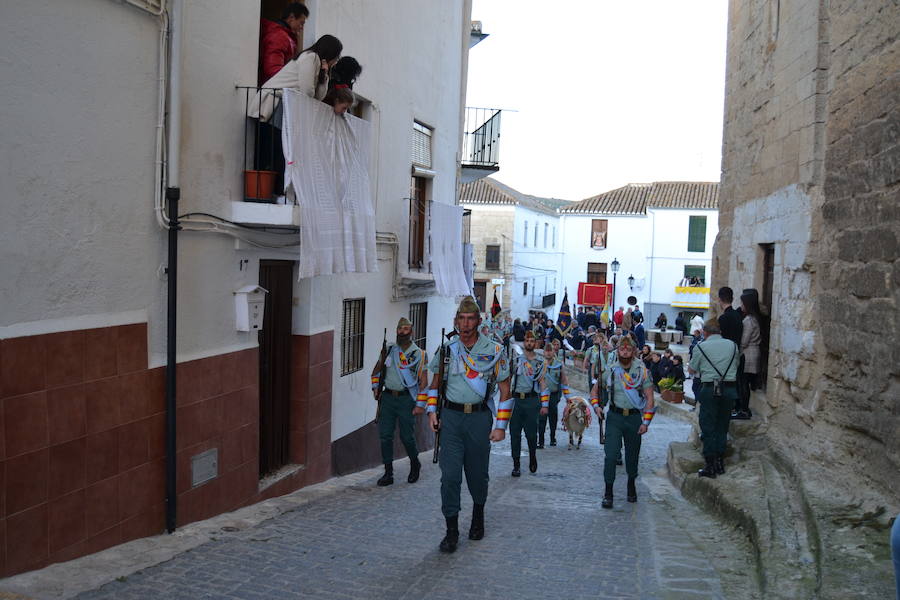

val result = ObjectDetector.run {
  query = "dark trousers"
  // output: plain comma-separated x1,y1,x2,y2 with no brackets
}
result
737,356,758,412
733,356,746,412
538,391,561,443
378,391,418,464
603,410,641,484
438,407,493,518
698,384,737,457
509,394,540,459
253,120,284,196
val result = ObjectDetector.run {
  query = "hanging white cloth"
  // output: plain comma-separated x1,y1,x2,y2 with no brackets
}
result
429,202,471,297
282,89,376,278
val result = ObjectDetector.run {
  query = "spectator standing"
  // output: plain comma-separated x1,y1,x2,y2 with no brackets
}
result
735,290,763,420
654,313,668,329
584,308,599,331
689,329,704,402
674,314,687,335
622,308,634,333
327,56,362,91
613,306,624,329
690,313,705,335
716,287,743,346
576,307,587,329
634,319,645,349
512,318,525,342
632,305,644,324
258,3,309,84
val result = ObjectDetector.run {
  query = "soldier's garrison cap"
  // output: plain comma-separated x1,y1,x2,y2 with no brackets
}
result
397,317,412,328
456,296,481,316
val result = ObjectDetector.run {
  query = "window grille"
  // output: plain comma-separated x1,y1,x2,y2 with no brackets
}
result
341,299,366,376
410,302,428,351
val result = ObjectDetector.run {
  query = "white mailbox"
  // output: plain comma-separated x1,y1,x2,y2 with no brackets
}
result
234,285,268,332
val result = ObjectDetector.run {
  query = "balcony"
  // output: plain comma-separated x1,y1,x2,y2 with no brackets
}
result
461,107,501,183
672,281,711,309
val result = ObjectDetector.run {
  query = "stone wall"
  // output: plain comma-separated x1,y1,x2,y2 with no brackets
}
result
466,205,515,309
715,0,899,510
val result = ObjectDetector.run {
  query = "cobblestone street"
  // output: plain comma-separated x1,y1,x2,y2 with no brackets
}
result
69,392,746,600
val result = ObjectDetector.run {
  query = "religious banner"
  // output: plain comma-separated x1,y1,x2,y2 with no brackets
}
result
577,282,613,307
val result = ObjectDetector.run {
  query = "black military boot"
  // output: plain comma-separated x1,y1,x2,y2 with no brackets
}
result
698,456,717,479
511,457,521,477
601,483,614,509
529,448,538,473
377,463,394,486
407,457,421,483
439,516,459,553
468,503,485,540
537,434,545,450
714,454,725,475
627,477,637,503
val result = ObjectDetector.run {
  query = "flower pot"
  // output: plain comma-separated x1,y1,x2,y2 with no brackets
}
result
663,390,684,404
661,390,672,402
244,170,277,202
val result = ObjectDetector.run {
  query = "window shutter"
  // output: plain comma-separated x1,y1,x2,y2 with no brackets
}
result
412,122,433,168
688,216,707,252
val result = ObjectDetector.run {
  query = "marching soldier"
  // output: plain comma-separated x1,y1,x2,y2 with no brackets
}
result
370,318,428,486
509,330,549,475
427,297,511,553
590,336,655,508
688,318,739,478
538,341,571,448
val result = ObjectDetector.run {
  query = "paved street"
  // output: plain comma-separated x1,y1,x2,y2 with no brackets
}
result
75,397,730,600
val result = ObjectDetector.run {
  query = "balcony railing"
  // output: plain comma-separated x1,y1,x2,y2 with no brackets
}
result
462,107,501,168
239,86,284,204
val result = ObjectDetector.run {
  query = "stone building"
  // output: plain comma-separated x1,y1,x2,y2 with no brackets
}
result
705,0,899,595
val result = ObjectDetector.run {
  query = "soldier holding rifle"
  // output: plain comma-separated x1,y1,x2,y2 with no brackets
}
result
427,297,511,554
370,318,428,486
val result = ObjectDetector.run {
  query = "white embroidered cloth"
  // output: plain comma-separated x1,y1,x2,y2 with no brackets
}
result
282,90,376,278
429,202,471,297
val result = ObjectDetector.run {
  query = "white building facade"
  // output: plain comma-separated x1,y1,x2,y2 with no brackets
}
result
0,0,475,576
558,182,719,327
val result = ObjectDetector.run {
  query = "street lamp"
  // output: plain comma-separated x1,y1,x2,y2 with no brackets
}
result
611,258,620,323
627,274,635,290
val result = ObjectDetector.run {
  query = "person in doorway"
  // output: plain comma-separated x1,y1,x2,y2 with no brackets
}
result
539,342,570,448
427,297,511,553
689,319,739,478
735,290,763,420
258,2,309,84
590,336,655,508
370,318,428,486
508,331,549,475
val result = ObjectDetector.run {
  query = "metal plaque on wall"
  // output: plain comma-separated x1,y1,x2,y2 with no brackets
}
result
191,448,219,488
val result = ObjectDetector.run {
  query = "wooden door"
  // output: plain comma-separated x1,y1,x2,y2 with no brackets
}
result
258,260,294,477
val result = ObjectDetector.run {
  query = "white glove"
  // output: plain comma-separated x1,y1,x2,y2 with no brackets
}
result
591,378,597,385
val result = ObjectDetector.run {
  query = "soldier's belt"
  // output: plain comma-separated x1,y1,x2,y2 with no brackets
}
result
608,405,641,416
443,400,489,413
513,392,539,400
384,388,410,396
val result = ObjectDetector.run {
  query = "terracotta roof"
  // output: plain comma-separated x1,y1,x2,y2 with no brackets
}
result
560,181,719,215
459,177,572,216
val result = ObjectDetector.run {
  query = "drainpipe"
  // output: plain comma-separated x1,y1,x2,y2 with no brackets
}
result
165,0,183,534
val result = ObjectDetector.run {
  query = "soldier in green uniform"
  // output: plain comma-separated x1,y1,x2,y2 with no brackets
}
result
370,318,428,486
508,330,549,475
538,341,571,448
590,335,656,508
584,332,604,391
688,318,739,478
427,297,511,553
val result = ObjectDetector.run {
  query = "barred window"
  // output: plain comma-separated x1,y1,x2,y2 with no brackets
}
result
341,298,365,376
410,302,428,350
485,244,500,270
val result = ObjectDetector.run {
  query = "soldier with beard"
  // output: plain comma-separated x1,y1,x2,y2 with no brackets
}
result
371,318,428,486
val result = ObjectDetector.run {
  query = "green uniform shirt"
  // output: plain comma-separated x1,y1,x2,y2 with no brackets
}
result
383,342,422,391
429,334,510,404
689,334,739,382
511,353,544,394
585,345,603,376
607,359,652,410
544,357,562,392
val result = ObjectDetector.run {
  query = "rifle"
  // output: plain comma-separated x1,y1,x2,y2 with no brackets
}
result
375,328,387,424
432,328,449,464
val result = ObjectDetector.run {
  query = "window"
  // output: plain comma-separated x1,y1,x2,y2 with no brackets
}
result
341,298,365,376
587,262,607,284
410,302,428,350
543,223,548,248
688,216,707,252
473,281,487,313
409,176,429,269
552,226,556,248
523,221,528,247
684,265,705,285
412,121,433,168
485,244,500,271
591,219,608,249
533,223,538,247
462,209,471,244
523,281,528,296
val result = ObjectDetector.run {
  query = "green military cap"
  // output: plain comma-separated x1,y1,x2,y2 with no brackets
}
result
397,317,412,328
456,295,481,315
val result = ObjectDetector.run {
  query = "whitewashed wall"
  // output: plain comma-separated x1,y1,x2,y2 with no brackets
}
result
511,206,563,319
646,207,719,307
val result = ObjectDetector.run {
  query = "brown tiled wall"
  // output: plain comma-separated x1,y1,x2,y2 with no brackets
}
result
0,323,163,576
0,326,334,578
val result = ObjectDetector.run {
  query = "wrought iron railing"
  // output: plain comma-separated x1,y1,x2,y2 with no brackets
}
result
462,107,501,167
238,86,283,203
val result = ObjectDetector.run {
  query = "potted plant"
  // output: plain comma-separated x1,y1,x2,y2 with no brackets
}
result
659,377,684,403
